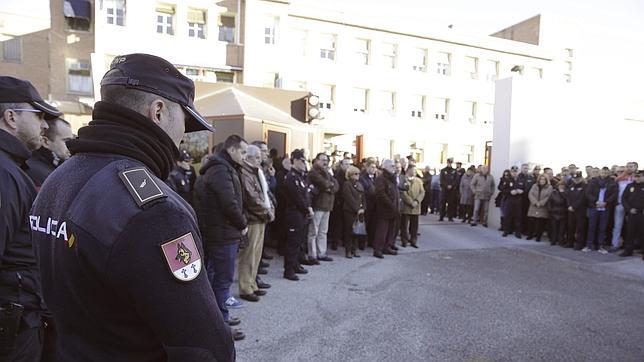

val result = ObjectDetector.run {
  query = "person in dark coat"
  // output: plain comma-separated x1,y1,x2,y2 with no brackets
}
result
373,159,400,258
501,166,527,238
358,159,378,249
548,180,568,246
274,157,291,256
167,150,197,206
342,166,365,258
329,159,350,250
619,171,644,258
518,163,535,234
0,76,62,360
29,55,235,360
439,158,459,221
583,167,618,253
420,166,432,215
194,134,248,340
496,169,512,231
281,150,313,280
566,171,587,249
26,117,73,191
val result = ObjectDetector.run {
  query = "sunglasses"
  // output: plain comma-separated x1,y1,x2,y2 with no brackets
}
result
13,108,45,119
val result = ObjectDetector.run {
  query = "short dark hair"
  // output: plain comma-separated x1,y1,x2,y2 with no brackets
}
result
223,134,247,151
0,102,28,120
43,118,71,140
315,153,329,161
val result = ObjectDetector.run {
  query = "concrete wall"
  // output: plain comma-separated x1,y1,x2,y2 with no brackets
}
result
0,30,50,96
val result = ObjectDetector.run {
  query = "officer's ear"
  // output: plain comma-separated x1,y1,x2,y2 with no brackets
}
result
1,109,19,132
147,99,166,125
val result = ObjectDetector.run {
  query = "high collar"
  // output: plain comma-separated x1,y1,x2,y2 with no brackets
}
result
0,129,31,167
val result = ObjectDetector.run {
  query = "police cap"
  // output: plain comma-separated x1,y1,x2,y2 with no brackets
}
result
0,76,62,120
100,53,214,133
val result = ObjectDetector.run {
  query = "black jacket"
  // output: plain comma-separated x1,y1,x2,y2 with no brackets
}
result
547,189,568,221
30,102,234,361
498,176,526,200
518,173,535,197
282,168,311,216
585,176,618,208
0,129,46,329
167,164,196,206
439,166,459,190
622,182,644,212
194,151,247,245
25,146,59,190
566,182,586,212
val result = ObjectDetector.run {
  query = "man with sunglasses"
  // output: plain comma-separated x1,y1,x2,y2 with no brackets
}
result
0,76,62,361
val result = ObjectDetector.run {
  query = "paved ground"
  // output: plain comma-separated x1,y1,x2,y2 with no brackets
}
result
232,214,644,361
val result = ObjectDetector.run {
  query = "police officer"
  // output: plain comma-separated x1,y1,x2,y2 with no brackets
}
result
167,150,196,206
282,149,313,281
439,157,459,222
518,163,535,234
619,171,644,259
566,171,587,249
26,117,73,191
502,166,527,238
30,54,234,361
0,76,62,361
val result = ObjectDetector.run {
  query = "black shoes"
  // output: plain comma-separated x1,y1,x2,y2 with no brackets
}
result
526,236,533,240
318,256,333,262
260,261,269,268
300,258,317,266
262,252,273,260
373,251,384,259
482,223,488,228
345,250,353,259
239,293,259,302
390,245,399,251
295,266,308,274
283,273,299,281
257,279,271,289
383,248,397,255
448,218,454,222
439,217,444,222
470,223,477,227
227,317,241,326
502,232,509,237
233,329,245,341
254,289,267,296
257,268,268,275
515,233,522,239
410,243,418,249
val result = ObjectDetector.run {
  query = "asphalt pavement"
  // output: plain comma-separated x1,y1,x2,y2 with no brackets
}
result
232,214,644,361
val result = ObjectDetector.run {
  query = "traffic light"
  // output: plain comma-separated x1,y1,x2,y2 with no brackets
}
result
306,93,322,123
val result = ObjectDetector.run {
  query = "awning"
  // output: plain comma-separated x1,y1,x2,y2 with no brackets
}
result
64,0,91,20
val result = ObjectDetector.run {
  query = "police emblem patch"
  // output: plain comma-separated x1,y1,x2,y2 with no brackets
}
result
161,232,202,282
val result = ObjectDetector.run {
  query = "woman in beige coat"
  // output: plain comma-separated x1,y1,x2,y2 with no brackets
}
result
527,174,552,241
401,166,425,247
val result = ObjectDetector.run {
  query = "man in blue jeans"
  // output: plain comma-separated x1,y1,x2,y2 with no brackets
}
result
194,135,248,341
583,167,617,254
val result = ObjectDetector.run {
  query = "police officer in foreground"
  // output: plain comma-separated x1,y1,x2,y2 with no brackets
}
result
30,54,234,361
0,76,62,361
439,157,459,222
620,170,644,259
282,149,313,281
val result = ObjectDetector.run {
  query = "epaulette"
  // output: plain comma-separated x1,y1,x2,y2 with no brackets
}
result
118,167,167,208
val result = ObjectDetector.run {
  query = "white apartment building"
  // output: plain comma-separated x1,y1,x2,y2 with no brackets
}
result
241,0,574,166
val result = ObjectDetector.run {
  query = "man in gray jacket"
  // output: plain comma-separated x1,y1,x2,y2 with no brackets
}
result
470,165,496,227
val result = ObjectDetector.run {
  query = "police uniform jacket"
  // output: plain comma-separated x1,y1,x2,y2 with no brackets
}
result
439,166,459,190
566,182,587,212
308,165,339,212
585,176,618,208
501,176,527,200
518,173,535,196
30,102,234,361
194,151,248,245
167,164,196,206
282,168,311,217
0,129,46,330
25,146,58,190
374,170,400,220
622,182,644,213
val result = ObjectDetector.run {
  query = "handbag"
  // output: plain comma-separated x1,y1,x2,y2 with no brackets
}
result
352,213,367,236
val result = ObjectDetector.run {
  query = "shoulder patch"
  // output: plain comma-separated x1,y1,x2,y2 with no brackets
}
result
161,232,202,282
118,167,166,208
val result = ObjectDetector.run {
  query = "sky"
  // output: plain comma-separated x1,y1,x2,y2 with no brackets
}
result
302,0,644,103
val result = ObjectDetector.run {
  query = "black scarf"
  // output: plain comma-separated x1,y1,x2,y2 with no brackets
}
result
67,101,179,179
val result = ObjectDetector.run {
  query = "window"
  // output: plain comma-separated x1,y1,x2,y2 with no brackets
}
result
1,38,21,62
466,145,475,163
382,43,397,68
565,61,573,72
482,103,494,125
465,101,477,124
187,9,206,39
465,56,478,79
105,0,125,26
264,17,278,45
566,48,573,58
432,98,448,120
156,4,174,35
64,0,91,31
564,74,572,83
530,67,543,79
215,71,234,83
354,38,370,65
67,59,92,94
378,91,395,113
315,84,334,110
291,29,307,56
218,15,235,43
436,52,451,76
320,34,336,61
352,88,368,113
485,60,499,81
411,95,424,118
412,48,427,72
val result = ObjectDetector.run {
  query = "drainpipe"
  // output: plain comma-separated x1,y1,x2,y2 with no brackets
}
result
236,0,241,45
